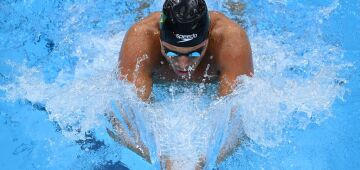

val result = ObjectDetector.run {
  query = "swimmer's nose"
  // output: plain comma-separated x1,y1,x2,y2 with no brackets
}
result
174,55,191,70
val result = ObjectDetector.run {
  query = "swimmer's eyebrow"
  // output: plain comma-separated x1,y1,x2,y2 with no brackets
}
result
161,39,208,53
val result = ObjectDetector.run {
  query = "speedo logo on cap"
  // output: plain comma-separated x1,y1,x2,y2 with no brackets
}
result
176,34,197,43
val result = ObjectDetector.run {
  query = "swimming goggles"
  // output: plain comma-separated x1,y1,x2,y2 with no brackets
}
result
163,46,205,58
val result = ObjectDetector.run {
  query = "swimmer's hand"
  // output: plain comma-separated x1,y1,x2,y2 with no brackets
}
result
105,101,151,163
216,107,249,164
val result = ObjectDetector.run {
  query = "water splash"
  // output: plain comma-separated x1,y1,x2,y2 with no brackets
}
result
0,0,350,169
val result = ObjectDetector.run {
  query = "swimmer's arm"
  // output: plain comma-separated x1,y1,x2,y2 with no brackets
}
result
217,28,253,96
118,23,161,101
215,27,253,163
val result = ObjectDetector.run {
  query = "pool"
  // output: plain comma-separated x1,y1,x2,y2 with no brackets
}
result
0,0,359,169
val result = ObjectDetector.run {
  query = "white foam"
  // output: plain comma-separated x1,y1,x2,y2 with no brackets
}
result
0,1,348,169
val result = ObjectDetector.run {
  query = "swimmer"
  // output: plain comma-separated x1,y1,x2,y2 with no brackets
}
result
111,0,253,169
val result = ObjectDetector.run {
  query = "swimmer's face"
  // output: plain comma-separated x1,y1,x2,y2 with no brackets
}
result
160,39,208,77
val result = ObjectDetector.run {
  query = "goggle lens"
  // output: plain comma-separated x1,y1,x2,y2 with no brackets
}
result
164,47,204,58
189,51,201,57
166,51,178,57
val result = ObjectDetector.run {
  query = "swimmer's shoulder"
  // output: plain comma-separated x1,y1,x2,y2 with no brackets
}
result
120,12,162,73
208,12,252,73
128,12,161,35
209,11,247,39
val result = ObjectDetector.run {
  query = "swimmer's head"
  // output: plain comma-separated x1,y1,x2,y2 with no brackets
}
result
160,0,210,47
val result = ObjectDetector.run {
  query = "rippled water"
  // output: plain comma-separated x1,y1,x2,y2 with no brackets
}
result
0,0,359,169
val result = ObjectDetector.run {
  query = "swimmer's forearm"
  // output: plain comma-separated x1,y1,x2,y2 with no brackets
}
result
218,73,237,97
119,71,152,101
106,110,151,163
107,129,151,163
134,77,152,101
216,138,242,164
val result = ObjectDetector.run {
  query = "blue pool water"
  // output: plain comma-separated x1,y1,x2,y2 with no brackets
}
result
0,0,359,169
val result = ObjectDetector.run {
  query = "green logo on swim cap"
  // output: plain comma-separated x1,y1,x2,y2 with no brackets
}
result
160,13,166,24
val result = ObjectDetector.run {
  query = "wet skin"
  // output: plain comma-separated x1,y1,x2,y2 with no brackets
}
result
116,11,253,169
156,39,217,82
119,11,253,101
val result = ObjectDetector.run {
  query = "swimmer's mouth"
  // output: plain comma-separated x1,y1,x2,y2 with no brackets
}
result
175,70,190,76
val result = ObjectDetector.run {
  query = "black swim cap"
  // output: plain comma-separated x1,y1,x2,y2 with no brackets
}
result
160,0,210,47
